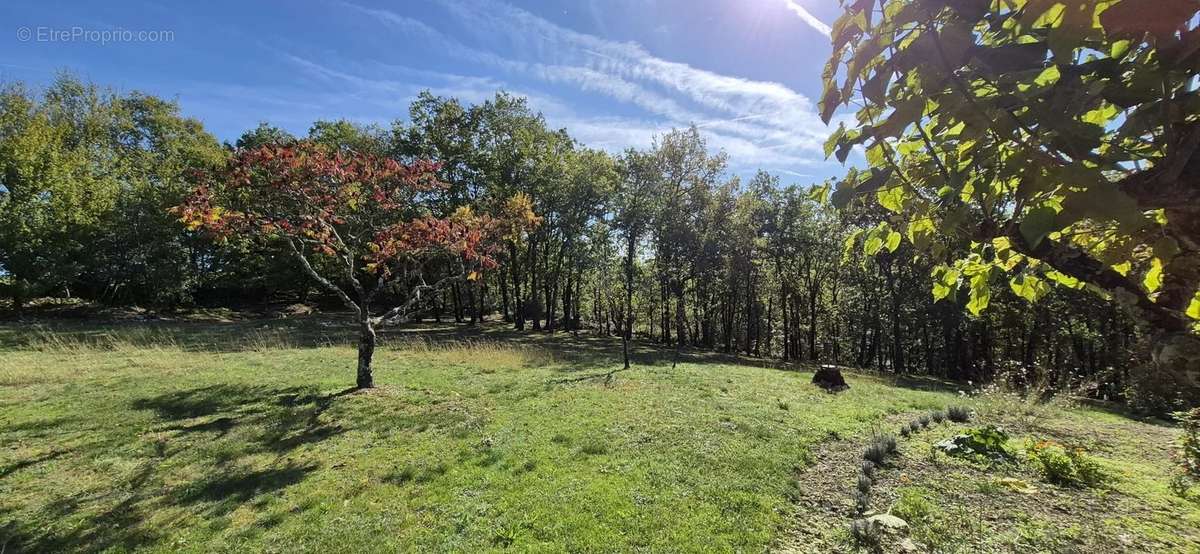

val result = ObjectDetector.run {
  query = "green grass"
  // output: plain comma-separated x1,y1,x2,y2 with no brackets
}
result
0,319,1197,552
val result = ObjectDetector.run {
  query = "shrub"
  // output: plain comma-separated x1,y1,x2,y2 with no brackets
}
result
853,490,871,514
947,405,971,422
864,442,888,465
1025,440,1105,487
931,410,946,424
1174,408,1200,480
918,415,932,428
900,426,911,437
860,460,875,478
882,434,898,453
907,421,920,434
934,425,1014,463
849,518,878,545
857,473,873,493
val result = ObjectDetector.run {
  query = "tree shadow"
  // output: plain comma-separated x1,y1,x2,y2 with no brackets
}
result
3,383,353,553
0,449,69,479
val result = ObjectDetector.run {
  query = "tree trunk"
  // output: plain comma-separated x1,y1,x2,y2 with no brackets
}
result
623,233,635,369
510,242,524,331
357,317,376,389
501,270,511,323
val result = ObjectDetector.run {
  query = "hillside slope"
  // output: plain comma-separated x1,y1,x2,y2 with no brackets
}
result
0,320,1196,552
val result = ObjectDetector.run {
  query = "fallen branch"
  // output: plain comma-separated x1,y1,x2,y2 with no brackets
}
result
548,367,637,386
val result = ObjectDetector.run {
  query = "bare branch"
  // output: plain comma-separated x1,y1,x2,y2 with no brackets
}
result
286,238,360,313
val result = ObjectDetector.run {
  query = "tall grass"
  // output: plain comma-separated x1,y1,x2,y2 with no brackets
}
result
384,336,556,369
14,325,556,371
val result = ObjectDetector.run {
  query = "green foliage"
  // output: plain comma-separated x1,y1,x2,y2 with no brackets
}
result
1174,408,1200,480
1024,440,1105,487
820,0,1200,339
935,425,1015,463
931,410,946,424
890,487,937,525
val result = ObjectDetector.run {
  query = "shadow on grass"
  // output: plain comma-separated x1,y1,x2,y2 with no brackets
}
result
1,383,357,553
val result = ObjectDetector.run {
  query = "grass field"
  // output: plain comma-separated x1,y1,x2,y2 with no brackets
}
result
1,317,1197,553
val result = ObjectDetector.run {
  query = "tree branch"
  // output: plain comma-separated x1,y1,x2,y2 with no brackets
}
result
286,238,360,313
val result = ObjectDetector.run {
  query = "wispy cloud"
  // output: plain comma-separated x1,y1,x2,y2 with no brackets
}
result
783,0,832,37
329,0,843,178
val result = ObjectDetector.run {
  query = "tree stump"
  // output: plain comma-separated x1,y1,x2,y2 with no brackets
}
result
812,365,848,392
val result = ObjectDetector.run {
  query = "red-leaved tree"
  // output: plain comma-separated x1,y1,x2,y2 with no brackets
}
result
174,142,536,388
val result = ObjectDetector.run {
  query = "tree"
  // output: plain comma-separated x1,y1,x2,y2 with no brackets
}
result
175,141,534,388
0,76,226,310
820,0,1200,386
614,149,660,368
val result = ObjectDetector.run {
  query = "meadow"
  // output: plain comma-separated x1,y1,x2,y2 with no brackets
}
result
0,317,1197,553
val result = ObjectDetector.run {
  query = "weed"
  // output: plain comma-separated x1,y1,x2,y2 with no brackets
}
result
900,426,911,437
931,410,946,424
550,433,571,445
492,522,522,547
1024,440,1105,487
777,399,790,411
934,425,1014,463
890,487,937,524
580,437,610,456
918,415,931,428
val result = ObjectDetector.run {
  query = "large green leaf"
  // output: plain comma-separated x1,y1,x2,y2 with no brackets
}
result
1019,206,1058,248
967,272,991,315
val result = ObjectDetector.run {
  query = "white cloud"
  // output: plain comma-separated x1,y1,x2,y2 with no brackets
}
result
331,0,841,177
783,0,832,37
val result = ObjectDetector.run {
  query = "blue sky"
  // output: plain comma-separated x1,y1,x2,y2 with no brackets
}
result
2,0,856,181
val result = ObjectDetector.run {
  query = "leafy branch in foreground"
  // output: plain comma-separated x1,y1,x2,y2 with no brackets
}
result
819,0,1200,388
174,141,538,388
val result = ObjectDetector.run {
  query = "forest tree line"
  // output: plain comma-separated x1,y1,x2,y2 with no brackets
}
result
0,75,1159,407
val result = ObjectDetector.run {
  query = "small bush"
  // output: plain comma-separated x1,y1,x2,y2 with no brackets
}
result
947,405,971,422
849,518,878,545
931,410,946,424
1025,440,1105,487
860,460,875,478
854,490,871,514
900,426,911,437
857,473,873,493
918,415,932,428
864,442,887,464
882,434,898,453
